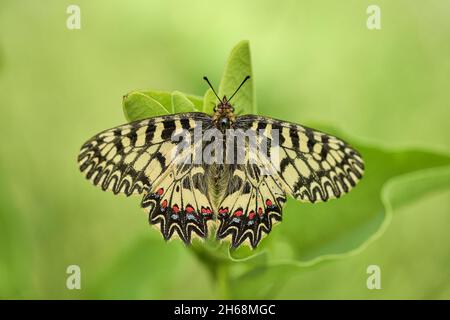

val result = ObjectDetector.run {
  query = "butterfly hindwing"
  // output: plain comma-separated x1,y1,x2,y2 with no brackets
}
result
141,162,214,244
216,163,286,249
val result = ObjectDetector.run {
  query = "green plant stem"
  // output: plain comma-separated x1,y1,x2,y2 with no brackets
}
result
189,243,231,299
216,264,230,299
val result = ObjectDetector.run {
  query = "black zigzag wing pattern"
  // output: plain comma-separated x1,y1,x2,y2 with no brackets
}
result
235,115,365,203
216,163,286,249
140,140,215,243
78,113,212,196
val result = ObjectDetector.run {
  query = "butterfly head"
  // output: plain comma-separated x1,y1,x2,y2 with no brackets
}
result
203,75,250,131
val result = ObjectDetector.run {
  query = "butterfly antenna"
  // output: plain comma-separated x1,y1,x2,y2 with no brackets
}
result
203,76,221,101
228,76,251,102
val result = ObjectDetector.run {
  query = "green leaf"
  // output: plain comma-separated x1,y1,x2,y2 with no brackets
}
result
183,93,203,111
171,91,197,113
202,88,217,115
278,186,450,299
123,90,203,121
219,40,255,115
122,91,170,122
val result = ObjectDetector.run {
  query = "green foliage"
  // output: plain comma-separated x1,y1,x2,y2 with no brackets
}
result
123,91,170,122
171,91,198,113
219,40,255,115
123,90,202,121
202,40,255,115
124,41,254,118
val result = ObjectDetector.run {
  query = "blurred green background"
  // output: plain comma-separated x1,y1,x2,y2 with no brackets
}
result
1,0,449,299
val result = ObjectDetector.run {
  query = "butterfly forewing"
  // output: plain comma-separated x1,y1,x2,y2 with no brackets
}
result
235,115,365,203
78,113,212,196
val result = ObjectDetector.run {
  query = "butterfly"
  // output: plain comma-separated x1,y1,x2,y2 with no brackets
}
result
78,76,364,249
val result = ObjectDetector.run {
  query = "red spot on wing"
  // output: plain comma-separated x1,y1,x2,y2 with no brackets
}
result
234,209,243,217
161,200,168,209
156,188,164,195
185,205,194,213
201,207,212,215
258,207,263,215
265,199,273,207
248,211,255,219
172,204,180,213
219,207,229,215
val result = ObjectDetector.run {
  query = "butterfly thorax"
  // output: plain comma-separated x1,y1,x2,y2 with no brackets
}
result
212,96,236,132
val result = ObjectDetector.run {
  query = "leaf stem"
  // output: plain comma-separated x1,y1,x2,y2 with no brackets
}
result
189,243,231,299
216,263,230,299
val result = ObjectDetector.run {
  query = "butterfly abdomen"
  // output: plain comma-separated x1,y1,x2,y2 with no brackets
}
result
205,163,231,209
